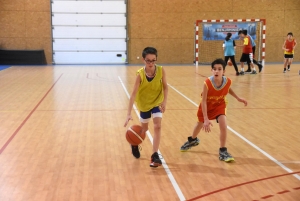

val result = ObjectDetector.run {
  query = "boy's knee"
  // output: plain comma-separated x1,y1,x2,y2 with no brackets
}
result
154,123,161,130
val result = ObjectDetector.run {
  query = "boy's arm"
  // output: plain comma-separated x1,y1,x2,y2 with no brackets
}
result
160,68,168,113
124,74,141,127
294,39,297,49
201,83,213,132
282,40,288,51
229,88,247,106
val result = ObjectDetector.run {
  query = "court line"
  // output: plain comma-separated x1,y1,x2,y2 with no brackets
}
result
168,83,300,181
186,171,300,200
0,74,63,154
118,76,186,201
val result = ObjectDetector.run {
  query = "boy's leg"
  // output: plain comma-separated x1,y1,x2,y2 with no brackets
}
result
152,117,161,153
131,111,150,159
230,56,239,75
150,116,162,167
287,57,293,70
217,115,234,162
283,57,288,73
180,122,202,151
150,107,163,168
249,53,257,74
192,121,203,139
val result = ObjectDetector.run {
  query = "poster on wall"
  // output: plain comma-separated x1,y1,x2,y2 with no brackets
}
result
202,23,257,41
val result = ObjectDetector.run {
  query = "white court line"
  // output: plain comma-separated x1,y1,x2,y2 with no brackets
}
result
118,76,186,201
168,83,300,181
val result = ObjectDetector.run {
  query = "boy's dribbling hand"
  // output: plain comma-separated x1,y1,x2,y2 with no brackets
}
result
203,119,213,133
124,115,133,127
238,98,248,106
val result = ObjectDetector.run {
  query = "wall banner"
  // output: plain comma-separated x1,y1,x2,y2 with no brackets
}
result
202,22,257,41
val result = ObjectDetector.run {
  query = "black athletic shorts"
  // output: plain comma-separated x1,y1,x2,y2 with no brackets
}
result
284,54,293,59
240,53,253,63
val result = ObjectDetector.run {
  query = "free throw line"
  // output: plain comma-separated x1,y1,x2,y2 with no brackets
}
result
118,76,186,201
168,83,300,180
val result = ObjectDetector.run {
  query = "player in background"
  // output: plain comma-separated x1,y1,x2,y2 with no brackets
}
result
180,58,247,162
124,47,168,168
238,30,257,74
223,33,240,76
238,30,263,73
282,32,297,73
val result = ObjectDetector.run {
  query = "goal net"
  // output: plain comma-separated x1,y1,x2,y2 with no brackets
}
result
194,19,266,66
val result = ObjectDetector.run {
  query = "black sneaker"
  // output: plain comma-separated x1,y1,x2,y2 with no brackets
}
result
250,70,257,74
131,145,140,158
245,69,252,73
239,71,245,75
283,68,287,73
287,67,290,71
150,152,162,168
180,136,200,152
258,64,263,73
236,72,240,76
219,148,234,162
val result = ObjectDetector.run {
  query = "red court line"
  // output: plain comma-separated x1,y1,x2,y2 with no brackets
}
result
186,171,300,201
277,190,290,194
0,74,63,154
261,195,273,199
195,72,207,78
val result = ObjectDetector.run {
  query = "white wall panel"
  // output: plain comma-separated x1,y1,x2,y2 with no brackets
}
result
53,27,126,38
52,14,126,26
52,1,126,13
53,39,126,51
51,0,127,64
53,52,126,64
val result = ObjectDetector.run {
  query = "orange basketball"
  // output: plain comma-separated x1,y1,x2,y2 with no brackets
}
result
227,60,233,66
126,125,146,145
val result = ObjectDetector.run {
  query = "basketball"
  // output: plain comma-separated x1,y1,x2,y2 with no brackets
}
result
126,125,146,145
227,60,233,66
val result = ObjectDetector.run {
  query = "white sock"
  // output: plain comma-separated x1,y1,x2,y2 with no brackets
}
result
241,68,244,72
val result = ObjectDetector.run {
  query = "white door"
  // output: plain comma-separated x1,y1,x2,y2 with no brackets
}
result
51,0,127,64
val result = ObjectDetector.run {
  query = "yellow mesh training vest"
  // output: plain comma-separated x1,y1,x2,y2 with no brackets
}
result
135,65,164,112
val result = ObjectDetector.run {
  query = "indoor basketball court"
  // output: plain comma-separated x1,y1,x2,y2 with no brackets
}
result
0,1,299,201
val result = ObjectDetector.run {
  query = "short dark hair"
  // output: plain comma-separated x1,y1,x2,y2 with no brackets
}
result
242,30,247,35
287,32,293,36
211,58,226,70
238,30,243,35
142,47,157,58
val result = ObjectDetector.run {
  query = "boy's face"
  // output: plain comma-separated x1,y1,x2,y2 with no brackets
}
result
239,33,245,39
212,64,225,78
287,34,293,40
143,54,157,69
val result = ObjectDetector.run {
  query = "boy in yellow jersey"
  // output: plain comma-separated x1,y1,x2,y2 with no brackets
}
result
282,32,297,73
124,47,168,168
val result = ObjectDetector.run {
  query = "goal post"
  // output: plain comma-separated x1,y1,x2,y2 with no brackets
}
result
194,19,266,67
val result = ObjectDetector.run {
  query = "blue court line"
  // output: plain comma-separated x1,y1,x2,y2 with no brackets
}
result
0,65,11,71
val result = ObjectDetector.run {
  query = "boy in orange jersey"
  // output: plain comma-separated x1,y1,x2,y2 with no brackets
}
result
124,47,168,168
238,30,257,75
180,58,247,162
282,32,297,73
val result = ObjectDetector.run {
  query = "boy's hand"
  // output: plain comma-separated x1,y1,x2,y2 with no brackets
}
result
159,102,166,113
238,98,248,106
124,115,133,127
202,119,213,133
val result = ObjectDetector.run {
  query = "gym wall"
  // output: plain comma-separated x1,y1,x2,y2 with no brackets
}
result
0,0,51,64
0,0,299,64
128,0,300,64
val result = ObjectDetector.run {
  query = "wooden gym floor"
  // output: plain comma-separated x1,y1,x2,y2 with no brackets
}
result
0,63,299,201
